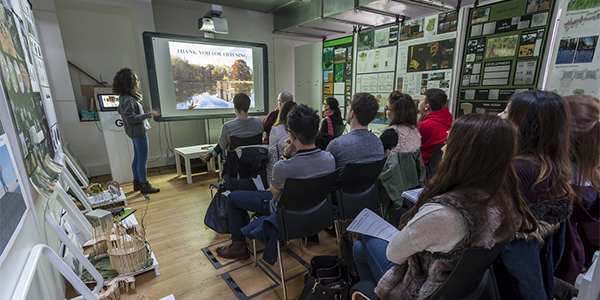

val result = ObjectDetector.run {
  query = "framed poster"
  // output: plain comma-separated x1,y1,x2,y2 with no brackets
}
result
323,36,353,115
455,0,556,116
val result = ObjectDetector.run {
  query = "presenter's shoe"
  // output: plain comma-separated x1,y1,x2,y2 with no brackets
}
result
140,182,160,194
133,180,140,191
216,241,250,260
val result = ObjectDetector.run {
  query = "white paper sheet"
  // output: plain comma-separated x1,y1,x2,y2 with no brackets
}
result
346,208,399,242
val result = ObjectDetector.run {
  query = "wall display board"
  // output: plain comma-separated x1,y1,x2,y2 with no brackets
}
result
395,10,461,122
456,0,556,116
0,116,29,266
322,36,353,115
0,1,61,197
544,0,600,97
355,25,399,123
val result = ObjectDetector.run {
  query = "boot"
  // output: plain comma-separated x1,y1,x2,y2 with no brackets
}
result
133,180,140,191
216,241,250,260
140,182,160,194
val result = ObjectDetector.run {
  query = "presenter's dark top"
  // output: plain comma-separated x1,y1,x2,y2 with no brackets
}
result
319,113,344,136
117,93,151,139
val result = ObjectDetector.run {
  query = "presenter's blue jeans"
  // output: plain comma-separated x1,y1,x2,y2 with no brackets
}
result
353,234,397,282
131,134,149,183
227,190,273,242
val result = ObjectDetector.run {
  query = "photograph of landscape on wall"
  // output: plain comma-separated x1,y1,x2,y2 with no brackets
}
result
169,41,254,110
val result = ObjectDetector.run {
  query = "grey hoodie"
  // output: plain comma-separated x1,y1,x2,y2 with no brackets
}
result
117,93,150,139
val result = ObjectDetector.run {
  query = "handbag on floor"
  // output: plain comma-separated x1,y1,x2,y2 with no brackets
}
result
204,187,230,234
298,255,351,300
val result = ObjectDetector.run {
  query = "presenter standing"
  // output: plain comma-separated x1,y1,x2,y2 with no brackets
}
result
113,67,160,194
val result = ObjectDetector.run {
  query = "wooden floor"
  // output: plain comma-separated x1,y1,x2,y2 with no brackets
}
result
81,166,339,300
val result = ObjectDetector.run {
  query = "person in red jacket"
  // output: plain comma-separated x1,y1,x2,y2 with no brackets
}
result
418,89,453,164
262,92,293,143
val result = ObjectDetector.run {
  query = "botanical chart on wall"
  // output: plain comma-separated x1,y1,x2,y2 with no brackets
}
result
0,115,29,265
456,0,556,116
544,0,600,97
395,11,460,112
355,25,399,123
323,36,353,115
0,1,62,197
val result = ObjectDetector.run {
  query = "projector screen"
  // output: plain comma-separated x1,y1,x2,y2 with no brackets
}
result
143,32,268,121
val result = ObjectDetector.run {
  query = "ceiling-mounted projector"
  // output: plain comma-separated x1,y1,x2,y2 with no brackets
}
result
198,10,228,34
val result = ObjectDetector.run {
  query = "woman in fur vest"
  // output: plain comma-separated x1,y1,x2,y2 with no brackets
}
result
494,90,576,300
353,113,538,299
379,91,421,162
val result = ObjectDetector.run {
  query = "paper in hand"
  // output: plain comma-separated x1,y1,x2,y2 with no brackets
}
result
346,208,400,242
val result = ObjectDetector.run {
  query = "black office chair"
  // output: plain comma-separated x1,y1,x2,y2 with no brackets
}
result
425,143,445,178
430,242,506,300
257,170,340,300
334,158,387,253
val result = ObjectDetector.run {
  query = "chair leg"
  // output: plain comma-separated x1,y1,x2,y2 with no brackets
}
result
334,220,342,257
253,239,257,267
277,241,287,300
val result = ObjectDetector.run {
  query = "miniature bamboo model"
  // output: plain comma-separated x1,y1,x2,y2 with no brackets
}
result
94,275,136,300
136,290,149,300
107,222,147,274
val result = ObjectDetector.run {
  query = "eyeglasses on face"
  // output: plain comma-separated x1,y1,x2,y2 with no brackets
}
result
384,105,390,112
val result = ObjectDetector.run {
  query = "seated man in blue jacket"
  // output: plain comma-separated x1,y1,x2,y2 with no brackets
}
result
217,104,336,260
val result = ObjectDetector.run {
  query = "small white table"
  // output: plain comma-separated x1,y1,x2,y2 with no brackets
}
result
174,144,216,184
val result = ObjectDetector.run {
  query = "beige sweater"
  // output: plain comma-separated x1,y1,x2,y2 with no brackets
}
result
386,203,467,264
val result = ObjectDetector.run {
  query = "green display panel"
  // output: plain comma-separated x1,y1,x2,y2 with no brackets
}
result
456,0,556,116
323,36,353,116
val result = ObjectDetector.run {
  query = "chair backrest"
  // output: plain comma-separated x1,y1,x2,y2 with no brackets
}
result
277,169,340,241
334,124,346,137
337,158,387,220
431,242,507,300
425,143,445,178
229,133,263,150
223,145,269,191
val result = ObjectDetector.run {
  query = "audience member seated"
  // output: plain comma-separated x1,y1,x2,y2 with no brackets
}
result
263,92,293,144
326,93,385,173
267,101,297,185
379,91,421,162
216,105,335,260
320,97,344,137
494,90,576,300
418,88,452,164
201,93,264,162
353,113,538,300
554,94,600,292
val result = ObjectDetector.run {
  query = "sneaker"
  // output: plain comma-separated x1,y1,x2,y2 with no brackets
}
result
200,152,213,163
140,182,160,194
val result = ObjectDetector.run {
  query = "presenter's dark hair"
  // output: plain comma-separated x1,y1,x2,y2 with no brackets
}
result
325,97,341,117
424,88,448,111
351,93,379,126
233,93,251,112
565,94,600,196
388,91,418,128
508,89,575,202
112,67,138,96
287,104,320,145
274,101,297,127
400,114,538,237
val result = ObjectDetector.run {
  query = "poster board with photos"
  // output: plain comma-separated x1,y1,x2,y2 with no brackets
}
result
455,0,556,116
355,25,399,124
0,116,29,266
0,0,62,198
395,10,462,123
323,36,353,117
544,0,600,97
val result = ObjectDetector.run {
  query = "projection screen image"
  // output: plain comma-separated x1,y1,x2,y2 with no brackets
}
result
169,41,254,110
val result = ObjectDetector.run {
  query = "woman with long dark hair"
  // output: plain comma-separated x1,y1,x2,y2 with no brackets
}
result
494,90,576,300
380,91,421,161
319,97,343,137
354,114,537,299
113,67,160,194
266,101,297,185
555,94,600,287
